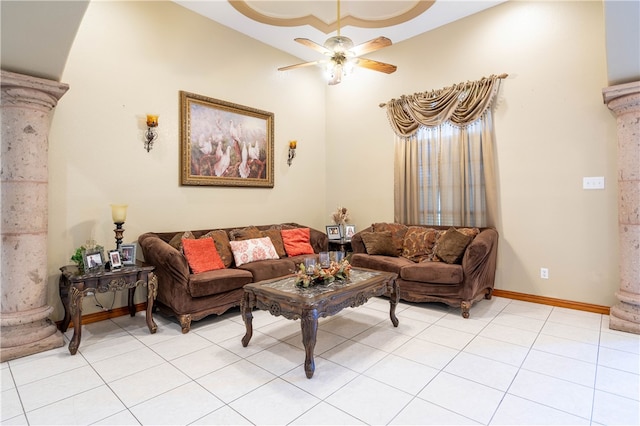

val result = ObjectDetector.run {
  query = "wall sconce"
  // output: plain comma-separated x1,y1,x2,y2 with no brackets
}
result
144,114,159,152
287,140,297,166
110,204,128,250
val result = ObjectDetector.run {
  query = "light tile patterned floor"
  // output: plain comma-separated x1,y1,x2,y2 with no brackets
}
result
2,297,639,425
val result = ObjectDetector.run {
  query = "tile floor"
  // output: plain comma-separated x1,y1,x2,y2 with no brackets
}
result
2,297,639,425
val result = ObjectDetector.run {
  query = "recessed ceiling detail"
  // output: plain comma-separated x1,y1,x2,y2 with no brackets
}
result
229,0,435,33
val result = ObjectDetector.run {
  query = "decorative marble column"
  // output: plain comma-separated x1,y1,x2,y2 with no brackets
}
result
1,70,69,361
603,81,640,335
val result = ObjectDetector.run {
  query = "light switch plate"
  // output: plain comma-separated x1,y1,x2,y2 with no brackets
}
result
583,177,605,189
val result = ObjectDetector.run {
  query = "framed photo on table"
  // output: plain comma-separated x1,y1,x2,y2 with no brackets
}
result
120,244,136,266
326,225,342,240
344,225,356,240
179,90,274,188
109,250,122,270
83,249,104,273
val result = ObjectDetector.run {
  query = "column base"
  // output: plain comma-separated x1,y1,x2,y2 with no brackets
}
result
0,325,64,362
609,295,640,335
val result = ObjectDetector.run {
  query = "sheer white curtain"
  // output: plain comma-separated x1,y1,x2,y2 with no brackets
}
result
394,113,496,226
384,75,504,227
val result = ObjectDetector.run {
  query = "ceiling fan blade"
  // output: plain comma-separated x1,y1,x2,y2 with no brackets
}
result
294,38,331,55
278,60,323,71
356,58,397,74
352,36,392,56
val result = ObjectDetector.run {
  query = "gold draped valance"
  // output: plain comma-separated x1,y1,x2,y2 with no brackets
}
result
381,73,507,137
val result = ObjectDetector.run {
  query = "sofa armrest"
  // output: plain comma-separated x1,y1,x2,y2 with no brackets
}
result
461,228,498,296
138,232,190,291
350,226,372,254
308,227,329,253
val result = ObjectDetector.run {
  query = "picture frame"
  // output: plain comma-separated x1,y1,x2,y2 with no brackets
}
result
180,90,274,187
344,225,356,240
109,250,122,270
326,225,342,240
120,244,136,266
83,249,104,273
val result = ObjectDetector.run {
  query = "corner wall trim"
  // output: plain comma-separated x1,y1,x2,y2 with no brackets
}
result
492,289,611,315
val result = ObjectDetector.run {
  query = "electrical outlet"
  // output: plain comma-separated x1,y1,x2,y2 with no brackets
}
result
540,268,549,279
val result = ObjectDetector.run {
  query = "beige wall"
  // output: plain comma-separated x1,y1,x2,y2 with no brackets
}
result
47,1,619,319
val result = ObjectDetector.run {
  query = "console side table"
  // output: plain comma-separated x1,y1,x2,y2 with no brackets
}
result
58,264,157,355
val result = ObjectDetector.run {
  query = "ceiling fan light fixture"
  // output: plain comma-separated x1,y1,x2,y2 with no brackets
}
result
323,36,354,53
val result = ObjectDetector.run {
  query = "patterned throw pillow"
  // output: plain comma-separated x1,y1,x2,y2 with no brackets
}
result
199,230,233,268
168,231,195,251
401,227,438,262
434,227,474,264
229,237,279,267
181,237,225,274
280,227,315,257
361,231,397,256
371,223,408,255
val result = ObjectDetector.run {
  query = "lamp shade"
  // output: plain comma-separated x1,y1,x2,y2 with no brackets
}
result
110,204,128,223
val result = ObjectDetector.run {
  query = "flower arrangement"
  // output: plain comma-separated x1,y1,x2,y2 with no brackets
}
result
295,259,352,288
331,207,350,226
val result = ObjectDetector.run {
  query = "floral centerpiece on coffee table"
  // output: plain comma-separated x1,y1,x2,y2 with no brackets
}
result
295,259,352,288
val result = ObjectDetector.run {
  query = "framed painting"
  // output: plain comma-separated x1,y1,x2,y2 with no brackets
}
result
180,91,274,187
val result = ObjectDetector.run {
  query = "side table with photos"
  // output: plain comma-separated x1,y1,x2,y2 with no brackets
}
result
58,264,157,355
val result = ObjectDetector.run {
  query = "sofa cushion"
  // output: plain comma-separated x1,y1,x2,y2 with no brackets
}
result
181,237,225,274
281,227,315,256
238,258,297,282
262,228,287,258
350,253,413,275
187,268,253,298
371,222,408,255
402,227,438,262
361,231,397,256
168,231,194,251
400,261,463,284
229,237,279,267
200,230,233,268
229,226,262,241
435,228,474,264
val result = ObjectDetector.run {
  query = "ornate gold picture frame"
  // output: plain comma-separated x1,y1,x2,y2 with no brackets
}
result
180,91,274,187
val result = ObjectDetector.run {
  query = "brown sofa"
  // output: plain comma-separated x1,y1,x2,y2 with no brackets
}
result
138,223,328,333
350,224,498,318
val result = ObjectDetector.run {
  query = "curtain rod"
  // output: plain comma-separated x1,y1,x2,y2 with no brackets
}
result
379,73,509,108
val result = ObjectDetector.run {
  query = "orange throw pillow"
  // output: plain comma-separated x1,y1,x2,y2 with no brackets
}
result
280,227,315,257
181,237,225,274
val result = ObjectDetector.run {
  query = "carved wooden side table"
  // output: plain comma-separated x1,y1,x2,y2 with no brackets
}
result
58,264,157,355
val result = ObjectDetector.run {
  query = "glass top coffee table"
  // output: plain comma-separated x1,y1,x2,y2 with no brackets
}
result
240,267,399,378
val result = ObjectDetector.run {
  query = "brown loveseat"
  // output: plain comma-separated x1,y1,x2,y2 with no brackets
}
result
138,223,327,333
350,224,498,318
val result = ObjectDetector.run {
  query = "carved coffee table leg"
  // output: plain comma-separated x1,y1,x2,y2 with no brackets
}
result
241,291,254,347
301,309,319,379
388,277,400,327
146,274,158,334
68,285,84,355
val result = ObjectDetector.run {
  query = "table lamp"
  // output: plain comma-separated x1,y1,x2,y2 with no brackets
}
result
110,204,128,250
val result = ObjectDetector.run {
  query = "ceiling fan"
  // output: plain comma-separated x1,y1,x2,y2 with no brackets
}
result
277,0,397,85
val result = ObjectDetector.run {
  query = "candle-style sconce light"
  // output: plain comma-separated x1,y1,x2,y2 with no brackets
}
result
287,140,297,166
144,114,159,152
